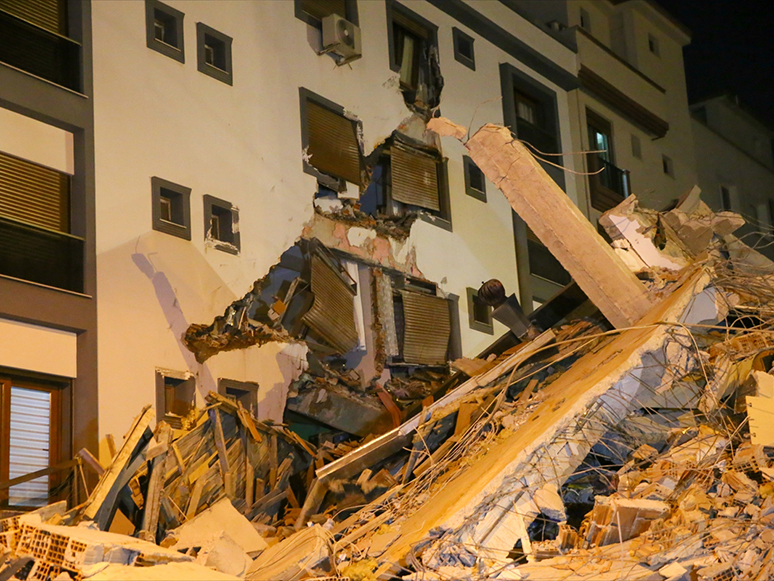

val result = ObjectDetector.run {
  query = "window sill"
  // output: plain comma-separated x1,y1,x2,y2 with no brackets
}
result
0,272,92,299
419,211,452,232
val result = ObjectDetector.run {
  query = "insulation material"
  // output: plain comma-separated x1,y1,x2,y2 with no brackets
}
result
400,290,450,365
374,269,399,357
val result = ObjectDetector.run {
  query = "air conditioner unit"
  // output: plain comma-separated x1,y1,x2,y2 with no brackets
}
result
321,13,362,64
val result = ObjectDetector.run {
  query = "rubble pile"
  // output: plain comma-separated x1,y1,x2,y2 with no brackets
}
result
5,118,774,580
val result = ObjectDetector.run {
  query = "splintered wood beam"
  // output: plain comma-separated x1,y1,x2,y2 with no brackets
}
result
428,118,652,328
138,422,173,542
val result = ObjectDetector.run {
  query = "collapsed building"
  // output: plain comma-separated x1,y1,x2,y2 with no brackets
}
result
4,116,774,581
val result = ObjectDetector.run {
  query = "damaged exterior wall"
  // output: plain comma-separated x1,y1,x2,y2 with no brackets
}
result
91,0,579,443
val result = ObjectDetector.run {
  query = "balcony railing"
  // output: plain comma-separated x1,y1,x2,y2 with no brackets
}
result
516,118,559,155
0,215,84,293
0,9,81,92
588,154,631,213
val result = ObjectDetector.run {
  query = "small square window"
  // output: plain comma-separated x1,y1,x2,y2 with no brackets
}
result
197,23,233,85
463,155,486,202
580,8,591,32
145,0,184,63
155,371,195,426
152,177,191,240
203,195,240,254
452,27,475,71
631,134,642,159
467,287,493,334
218,379,259,417
662,154,674,178
648,33,660,56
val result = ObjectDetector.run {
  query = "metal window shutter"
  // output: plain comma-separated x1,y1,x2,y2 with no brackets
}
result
391,145,440,211
0,0,65,35
307,100,361,185
8,386,51,507
302,254,359,353
392,10,430,40
0,151,69,232
401,291,451,365
300,0,347,21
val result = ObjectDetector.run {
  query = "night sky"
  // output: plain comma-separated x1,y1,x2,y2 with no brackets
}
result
657,0,774,128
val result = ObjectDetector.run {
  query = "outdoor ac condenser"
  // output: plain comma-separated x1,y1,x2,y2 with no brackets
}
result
321,13,362,64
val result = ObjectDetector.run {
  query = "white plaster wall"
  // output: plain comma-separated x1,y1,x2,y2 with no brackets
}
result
0,318,77,378
703,98,774,168
0,107,74,174
91,0,577,437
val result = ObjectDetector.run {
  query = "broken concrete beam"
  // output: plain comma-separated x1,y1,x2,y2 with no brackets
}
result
246,524,331,581
84,562,242,580
287,385,393,437
428,117,652,328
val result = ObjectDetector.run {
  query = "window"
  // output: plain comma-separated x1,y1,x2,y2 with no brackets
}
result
631,134,642,159
452,27,475,71
386,1,440,108
389,142,451,227
648,33,659,56
662,154,674,178
500,63,563,189
295,0,358,26
0,375,68,509
587,109,631,212
155,371,195,426
152,177,191,240
720,185,733,211
196,23,233,85
467,287,493,334
145,0,184,63
300,88,362,190
580,8,591,32
463,155,486,202
203,195,240,254
218,379,259,416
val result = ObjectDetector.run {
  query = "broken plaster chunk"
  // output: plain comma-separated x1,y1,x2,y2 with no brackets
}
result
426,117,467,141
347,226,377,247
533,486,566,523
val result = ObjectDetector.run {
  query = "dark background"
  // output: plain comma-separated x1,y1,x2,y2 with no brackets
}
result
657,0,774,127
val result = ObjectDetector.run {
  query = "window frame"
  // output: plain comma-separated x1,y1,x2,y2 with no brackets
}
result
466,287,493,335
386,0,439,89
145,0,185,63
579,7,591,32
152,177,191,240
662,154,674,178
463,155,487,202
203,194,240,255
196,22,233,86
648,33,660,57
0,371,70,509
299,87,363,191
631,133,642,160
154,370,195,423
452,27,475,71
218,378,259,417
294,0,359,27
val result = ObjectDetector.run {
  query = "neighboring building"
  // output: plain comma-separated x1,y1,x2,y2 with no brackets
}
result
509,0,698,305
0,0,698,507
690,95,774,254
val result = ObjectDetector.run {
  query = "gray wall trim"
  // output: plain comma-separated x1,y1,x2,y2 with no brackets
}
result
424,0,578,91
0,0,97,470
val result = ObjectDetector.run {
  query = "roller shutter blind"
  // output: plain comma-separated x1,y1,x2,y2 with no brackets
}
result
300,0,347,21
0,151,69,232
401,291,451,365
302,254,359,353
306,99,362,186
391,144,440,211
0,0,65,35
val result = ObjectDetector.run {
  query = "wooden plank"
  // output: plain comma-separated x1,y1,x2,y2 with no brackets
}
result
428,117,652,328
82,406,154,525
0,459,78,491
269,434,278,489
171,442,186,473
106,434,117,460
454,403,478,437
186,476,205,519
516,378,540,408
209,408,233,496
138,422,173,541
243,429,254,507
237,406,263,443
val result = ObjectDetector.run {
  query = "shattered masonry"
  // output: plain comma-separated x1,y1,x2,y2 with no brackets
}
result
6,118,774,581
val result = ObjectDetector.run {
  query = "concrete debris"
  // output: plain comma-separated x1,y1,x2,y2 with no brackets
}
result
6,119,774,581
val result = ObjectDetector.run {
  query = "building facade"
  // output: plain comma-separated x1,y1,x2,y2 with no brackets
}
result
0,0,699,506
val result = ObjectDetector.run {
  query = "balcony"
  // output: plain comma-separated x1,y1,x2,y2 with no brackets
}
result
0,215,84,293
0,9,81,92
588,154,630,213
516,118,558,156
